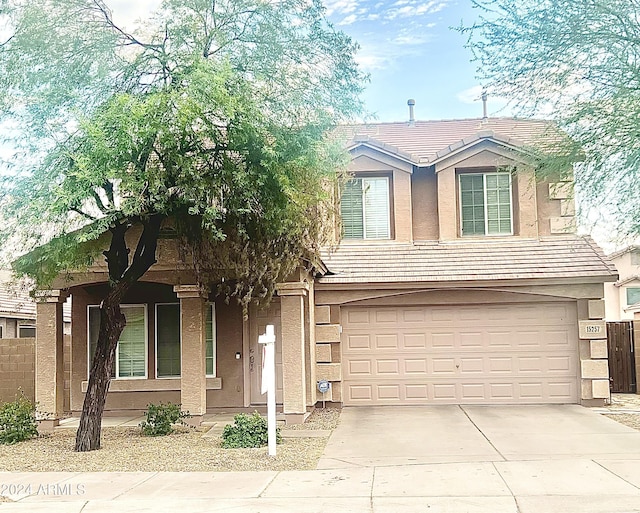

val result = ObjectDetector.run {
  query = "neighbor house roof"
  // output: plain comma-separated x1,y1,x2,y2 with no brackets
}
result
608,245,640,261
0,278,71,322
318,235,616,285
615,275,640,287
0,287,37,318
340,117,562,166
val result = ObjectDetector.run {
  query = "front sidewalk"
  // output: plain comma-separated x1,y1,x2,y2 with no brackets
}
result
1,459,640,513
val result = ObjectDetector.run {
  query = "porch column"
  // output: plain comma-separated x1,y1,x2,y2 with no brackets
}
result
174,285,208,425
276,282,309,424
35,289,68,428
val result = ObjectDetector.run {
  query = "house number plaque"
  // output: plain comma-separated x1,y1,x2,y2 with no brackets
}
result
578,320,606,339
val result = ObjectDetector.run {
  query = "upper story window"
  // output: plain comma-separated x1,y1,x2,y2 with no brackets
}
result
626,287,640,306
631,250,640,266
460,172,513,236
341,176,390,239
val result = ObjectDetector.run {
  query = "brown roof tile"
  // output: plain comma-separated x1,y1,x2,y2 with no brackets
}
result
340,117,562,165
318,236,616,285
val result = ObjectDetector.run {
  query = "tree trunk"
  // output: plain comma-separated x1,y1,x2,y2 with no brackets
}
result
74,283,129,451
75,215,164,452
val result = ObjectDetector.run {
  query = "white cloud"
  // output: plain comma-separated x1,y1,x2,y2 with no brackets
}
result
355,52,391,71
385,1,448,20
457,85,484,104
339,14,359,25
324,0,360,16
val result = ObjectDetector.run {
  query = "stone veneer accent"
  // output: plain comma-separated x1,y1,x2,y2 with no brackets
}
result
548,181,576,234
314,305,341,403
579,299,610,403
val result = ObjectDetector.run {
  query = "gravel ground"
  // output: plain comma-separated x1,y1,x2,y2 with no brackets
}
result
0,408,340,473
603,413,640,431
282,406,341,430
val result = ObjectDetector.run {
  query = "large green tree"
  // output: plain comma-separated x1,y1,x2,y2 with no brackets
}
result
0,0,365,451
460,0,640,238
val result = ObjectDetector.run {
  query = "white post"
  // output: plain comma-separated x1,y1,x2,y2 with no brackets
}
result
259,324,277,456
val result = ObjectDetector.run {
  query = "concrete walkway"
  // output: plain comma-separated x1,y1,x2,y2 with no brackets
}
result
0,404,639,512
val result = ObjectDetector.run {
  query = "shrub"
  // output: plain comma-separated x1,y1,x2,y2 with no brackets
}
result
0,395,38,445
221,412,281,448
139,403,189,436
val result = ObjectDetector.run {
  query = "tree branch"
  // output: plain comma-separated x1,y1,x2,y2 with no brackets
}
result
103,221,130,282
71,206,98,221
90,0,162,51
122,213,165,283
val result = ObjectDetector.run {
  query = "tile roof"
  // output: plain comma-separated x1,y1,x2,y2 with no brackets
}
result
608,245,640,260
318,236,616,285
340,117,562,165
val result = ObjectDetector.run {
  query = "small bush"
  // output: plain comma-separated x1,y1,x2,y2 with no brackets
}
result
139,403,189,436
0,395,38,445
221,412,281,448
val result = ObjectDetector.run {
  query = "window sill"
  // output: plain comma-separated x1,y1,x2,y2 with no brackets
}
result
81,377,222,393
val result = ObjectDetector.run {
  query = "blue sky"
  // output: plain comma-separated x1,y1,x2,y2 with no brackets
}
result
109,0,494,123
322,0,494,122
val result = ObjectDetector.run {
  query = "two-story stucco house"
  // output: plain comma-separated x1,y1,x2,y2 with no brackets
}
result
604,246,640,321
33,115,617,427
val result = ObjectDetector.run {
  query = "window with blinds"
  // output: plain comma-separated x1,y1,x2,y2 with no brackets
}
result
156,303,181,378
460,172,513,236
341,177,390,239
88,305,147,379
205,303,216,377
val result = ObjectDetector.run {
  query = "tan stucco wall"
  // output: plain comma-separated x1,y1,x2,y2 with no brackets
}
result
0,338,35,404
605,251,640,321
411,169,439,240
69,282,245,413
0,335,70,409
536,181,561,236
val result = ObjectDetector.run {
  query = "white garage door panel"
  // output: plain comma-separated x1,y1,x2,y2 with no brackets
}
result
342,303,578,405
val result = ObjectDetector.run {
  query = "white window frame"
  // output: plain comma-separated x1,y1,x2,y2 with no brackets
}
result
155,302,181,379
459,171,514,237
342,176,391,240
206,302,217,378
17,324,36,338
626,286,640,307
87,304,148,380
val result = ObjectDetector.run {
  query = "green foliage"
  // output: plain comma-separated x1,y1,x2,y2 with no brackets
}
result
460,0,640,241
0,0,366,295
139,403,189,436
221,412,281,448
0,395,38,445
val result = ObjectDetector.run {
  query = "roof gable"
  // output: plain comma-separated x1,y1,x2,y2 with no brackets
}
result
339,117,562,166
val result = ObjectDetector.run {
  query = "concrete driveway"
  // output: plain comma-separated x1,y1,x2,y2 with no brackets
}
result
319,404,640,468
314,404,640,513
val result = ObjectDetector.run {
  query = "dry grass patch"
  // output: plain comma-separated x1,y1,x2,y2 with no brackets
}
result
0,408,340,472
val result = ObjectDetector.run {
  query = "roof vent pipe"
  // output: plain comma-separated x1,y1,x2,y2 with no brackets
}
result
407,99,416,125
481,90,488,119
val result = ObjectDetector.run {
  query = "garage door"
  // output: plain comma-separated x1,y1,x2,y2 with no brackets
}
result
342,303,578,405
